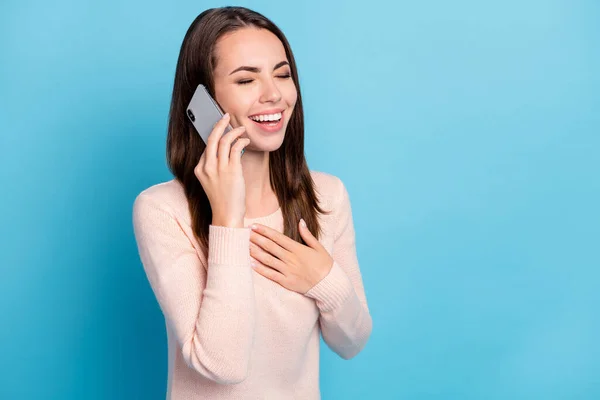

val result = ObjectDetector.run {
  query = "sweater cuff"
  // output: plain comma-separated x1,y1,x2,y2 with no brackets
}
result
304,261,354,312
208,225,250,266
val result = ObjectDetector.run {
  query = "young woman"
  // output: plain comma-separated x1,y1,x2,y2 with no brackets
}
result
133,6,372,399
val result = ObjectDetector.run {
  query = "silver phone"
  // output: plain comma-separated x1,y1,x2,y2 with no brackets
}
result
186,84,232,144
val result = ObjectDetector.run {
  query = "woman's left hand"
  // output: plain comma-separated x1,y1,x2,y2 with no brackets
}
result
249,219,333,294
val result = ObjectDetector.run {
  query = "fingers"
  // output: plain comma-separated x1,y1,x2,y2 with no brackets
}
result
230,137,251,167
251,262,286,285
298,218,321,249
205,113,232,167
250,223,298,252
217,125,247,170
250,243,286,274
250,231,288,262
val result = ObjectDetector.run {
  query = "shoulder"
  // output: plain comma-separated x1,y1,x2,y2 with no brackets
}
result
310,170,342,189
132,179,191,223
309,170,355,241
132,179,205,255
310,170,349,211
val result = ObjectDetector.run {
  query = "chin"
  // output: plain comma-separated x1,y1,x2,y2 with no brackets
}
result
246,125,288,152
247,135,285,153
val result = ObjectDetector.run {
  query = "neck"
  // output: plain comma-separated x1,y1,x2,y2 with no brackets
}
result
241,150,277,211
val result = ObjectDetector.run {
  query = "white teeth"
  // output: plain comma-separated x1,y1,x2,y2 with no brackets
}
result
250,112,282,122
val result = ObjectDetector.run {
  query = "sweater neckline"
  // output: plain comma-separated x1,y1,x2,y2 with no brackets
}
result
244,206,282,225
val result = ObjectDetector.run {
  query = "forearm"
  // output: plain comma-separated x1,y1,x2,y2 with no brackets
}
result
305,261,373,359
181,225,255,384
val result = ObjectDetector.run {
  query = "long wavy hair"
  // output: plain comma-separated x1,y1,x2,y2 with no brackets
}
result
166,6,329,253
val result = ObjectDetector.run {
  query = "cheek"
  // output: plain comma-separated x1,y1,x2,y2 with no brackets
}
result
216,89,253,124
284,85,298,110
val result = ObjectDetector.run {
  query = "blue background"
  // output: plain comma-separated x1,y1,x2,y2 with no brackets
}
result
1,0,598,398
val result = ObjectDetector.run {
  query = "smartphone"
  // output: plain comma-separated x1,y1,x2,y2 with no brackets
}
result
186,84,232,144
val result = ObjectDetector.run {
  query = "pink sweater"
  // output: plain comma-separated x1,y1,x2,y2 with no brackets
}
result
132,170,372,399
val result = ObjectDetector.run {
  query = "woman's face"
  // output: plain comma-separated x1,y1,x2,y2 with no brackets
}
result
212,27,298,152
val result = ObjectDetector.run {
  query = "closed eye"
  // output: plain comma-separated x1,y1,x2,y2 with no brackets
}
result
237,74,292,85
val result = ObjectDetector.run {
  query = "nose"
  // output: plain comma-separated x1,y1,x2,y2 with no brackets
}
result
259,78,282,103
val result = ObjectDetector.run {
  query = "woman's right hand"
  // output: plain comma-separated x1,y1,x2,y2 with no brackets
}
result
194,113,250,228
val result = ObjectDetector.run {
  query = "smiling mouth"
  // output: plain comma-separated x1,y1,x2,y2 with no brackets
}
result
248,111,285,132
248,111,283,125
252,119,281,126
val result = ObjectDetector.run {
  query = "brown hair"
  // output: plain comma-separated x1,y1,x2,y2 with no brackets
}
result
166,6,329,253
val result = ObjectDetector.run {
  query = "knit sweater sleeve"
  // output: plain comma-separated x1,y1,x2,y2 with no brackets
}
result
132,193,255,384
304,177,373,359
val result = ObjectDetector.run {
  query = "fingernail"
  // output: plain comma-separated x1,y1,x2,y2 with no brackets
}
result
300,218,306,228
223,113,229,118
251,224,257,230
250,261,257,268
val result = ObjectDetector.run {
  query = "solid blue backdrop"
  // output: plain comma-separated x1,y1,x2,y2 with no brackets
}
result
1,0,598,399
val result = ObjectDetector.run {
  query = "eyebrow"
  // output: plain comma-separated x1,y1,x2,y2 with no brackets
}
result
229,60,290,75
